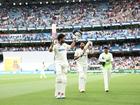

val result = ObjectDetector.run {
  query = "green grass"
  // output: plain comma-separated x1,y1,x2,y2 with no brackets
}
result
0,73,140,105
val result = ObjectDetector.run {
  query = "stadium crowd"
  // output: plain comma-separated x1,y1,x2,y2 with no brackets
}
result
113,57,140,70
0,33,51,42
80,28,140,39
0,0,139,28
91,42,140,52
0,29,139,42
0,42,139,52
69,56,140,70
0,46,48,52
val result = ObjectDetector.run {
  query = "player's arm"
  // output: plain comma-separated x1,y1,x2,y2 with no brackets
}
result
49,41,54,52
74,50,78,60
64,39,76,50
98,54,106,67
83,41,92,53
98,54,103,62
87,48,94,55
70,39,76,49
84,41,92,50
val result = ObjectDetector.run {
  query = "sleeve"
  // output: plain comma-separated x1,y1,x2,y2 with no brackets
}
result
53,45,56,52
86,49,90,54
98,53,105,62
98,53,106,67
63,43,71,50
74,50,79,57
98,54,102,62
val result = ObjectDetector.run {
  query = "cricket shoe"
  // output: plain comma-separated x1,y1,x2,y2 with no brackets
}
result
60,93,66,99
105,90,109,92
80,90,85,93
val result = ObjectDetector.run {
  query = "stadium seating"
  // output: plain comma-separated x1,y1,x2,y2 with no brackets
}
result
0,29,139,42
69,57,140,70
0,0,139,28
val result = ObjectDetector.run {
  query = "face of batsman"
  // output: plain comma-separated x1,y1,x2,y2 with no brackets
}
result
60,37,65,44
80,42,85,49
57,34,65,44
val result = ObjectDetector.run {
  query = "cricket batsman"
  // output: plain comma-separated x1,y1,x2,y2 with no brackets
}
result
74,41,92,93
49,34,76,99
98,46,113,92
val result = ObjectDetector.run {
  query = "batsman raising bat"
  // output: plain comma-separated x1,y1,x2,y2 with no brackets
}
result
49,33,76,99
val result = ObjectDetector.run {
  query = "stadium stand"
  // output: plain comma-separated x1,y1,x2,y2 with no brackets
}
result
68,57,140,70
0,0,139,28
0,0,139,72
0,29,139,42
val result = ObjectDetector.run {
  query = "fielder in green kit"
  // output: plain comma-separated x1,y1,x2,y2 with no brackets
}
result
98,46,113,92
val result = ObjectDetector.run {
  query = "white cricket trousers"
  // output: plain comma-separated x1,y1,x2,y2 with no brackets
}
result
103,70,111,91
77,64,88,92
55,63,68,97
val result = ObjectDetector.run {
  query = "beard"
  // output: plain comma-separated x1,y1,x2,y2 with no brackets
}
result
80,46,84,49
60,40,65,45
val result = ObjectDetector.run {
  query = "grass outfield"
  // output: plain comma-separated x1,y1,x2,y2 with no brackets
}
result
0,73,140,105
